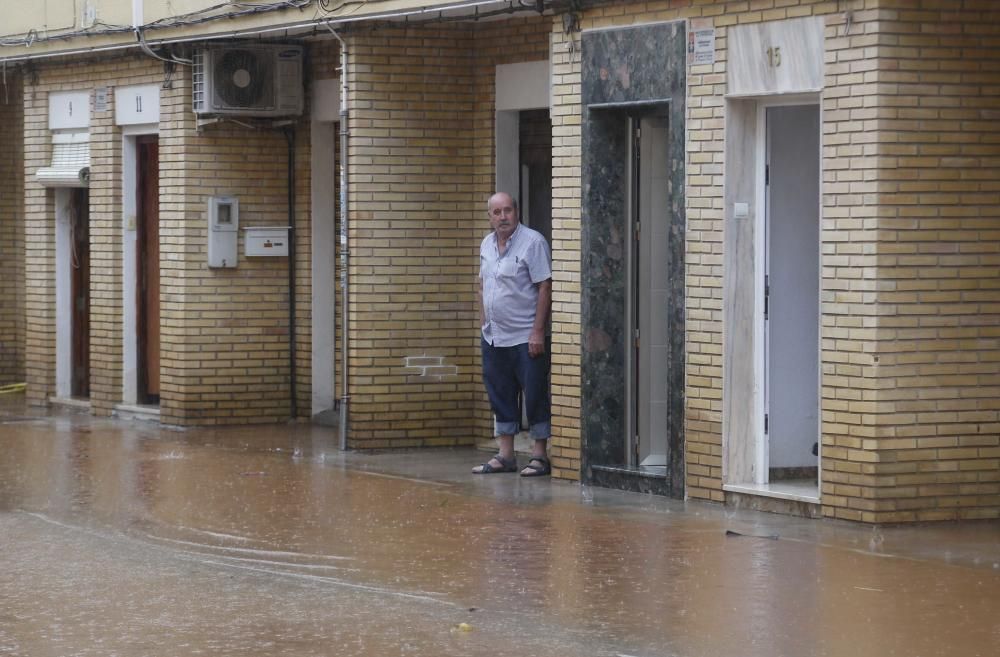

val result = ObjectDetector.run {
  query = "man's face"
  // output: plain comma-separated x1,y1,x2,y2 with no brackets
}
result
488,194,519,240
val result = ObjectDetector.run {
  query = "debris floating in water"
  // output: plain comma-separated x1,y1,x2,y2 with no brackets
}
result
725,530,779,540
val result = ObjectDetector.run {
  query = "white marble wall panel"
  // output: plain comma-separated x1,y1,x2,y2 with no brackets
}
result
728,17,824,97
723,98,760,485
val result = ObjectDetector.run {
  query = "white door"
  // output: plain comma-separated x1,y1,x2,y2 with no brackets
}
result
627,113,670,468
765,104,820,475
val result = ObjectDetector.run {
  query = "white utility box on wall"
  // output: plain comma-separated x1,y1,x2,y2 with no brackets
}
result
244,227,290,257
208,196,239,268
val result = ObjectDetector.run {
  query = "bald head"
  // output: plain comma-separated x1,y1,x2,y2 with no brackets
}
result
487,192,517,213
487,192,520,242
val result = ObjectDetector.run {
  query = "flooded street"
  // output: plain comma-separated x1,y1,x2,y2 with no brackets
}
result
1,402,998,657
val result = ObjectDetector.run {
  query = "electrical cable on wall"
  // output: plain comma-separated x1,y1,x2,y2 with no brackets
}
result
0,0,313,48
1,0,575,66
318,0,351,12
1,0,570,49
135,28,193,66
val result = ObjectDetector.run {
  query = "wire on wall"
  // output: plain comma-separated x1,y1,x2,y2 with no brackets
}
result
0,1,313,49
136,28,194,66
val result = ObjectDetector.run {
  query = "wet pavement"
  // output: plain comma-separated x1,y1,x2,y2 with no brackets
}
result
1,397,998,657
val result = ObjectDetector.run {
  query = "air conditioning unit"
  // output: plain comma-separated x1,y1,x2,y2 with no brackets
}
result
193,44,304,117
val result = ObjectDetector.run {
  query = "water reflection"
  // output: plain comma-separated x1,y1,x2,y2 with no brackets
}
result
0,409,998,657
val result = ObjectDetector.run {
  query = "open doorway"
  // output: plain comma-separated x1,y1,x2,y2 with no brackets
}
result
763,103,820,491
627,112,671,470
55,187,90,401
495,97,552,446
136,136,160,404
496,108,552,242
70,189,89,399
309,76,343,424
723,98,821,503
582,103,684,497
517,108,552,245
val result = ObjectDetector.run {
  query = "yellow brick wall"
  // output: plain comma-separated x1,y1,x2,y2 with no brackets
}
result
88,60,164,416
22,56,180,411
548,1,861,509
0,73,24,386
340,18,552,449
548,20,584,481
344,24,483,448
21,50,320,425
158,63,313,425
858,2,1000,522
549,0,999,521
9,2,995,520
23,65,71,404
818,4,892,521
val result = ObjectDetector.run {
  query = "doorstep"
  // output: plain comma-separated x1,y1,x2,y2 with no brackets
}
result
48,397,91,412
113,403,161,423
724,481,822,518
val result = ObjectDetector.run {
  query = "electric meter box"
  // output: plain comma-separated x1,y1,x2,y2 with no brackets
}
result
244,227,290,257
208,196,239,268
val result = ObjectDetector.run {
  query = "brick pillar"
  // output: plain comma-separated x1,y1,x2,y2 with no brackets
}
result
22,83,57,405
88,83,124,416
345,26,481,447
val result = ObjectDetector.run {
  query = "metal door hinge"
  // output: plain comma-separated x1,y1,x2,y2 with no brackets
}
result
764,275,770,320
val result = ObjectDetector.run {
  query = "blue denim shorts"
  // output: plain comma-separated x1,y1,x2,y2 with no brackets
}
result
481,339,550,439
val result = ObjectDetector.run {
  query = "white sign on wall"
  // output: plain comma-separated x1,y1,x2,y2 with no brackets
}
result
689,18,716,66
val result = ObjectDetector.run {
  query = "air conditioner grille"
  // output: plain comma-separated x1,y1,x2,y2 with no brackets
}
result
214,49,275,109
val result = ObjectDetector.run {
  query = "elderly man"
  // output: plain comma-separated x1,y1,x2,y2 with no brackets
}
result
473,192,553,476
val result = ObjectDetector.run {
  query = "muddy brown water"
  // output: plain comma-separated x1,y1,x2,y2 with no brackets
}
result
1,406,998,656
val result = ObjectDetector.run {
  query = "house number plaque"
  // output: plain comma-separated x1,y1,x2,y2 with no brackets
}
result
766,46,782,68
727,17,824,95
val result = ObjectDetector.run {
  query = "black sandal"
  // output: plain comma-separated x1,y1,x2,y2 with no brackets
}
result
520,456,551,477
473,454,518,474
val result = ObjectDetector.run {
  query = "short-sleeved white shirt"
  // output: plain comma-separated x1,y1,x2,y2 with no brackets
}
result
480,223,552,347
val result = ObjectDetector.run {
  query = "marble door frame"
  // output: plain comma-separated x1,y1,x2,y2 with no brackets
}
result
722,91,822,501
579,21,686,498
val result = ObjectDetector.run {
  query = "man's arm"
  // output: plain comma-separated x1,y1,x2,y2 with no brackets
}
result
528,279,552,358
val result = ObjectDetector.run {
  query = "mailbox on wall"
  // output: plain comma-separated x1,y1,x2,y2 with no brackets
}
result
244,227,290,257
208,196,239,268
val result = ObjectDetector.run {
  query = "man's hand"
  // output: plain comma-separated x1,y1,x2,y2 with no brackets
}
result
528,329,546,358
